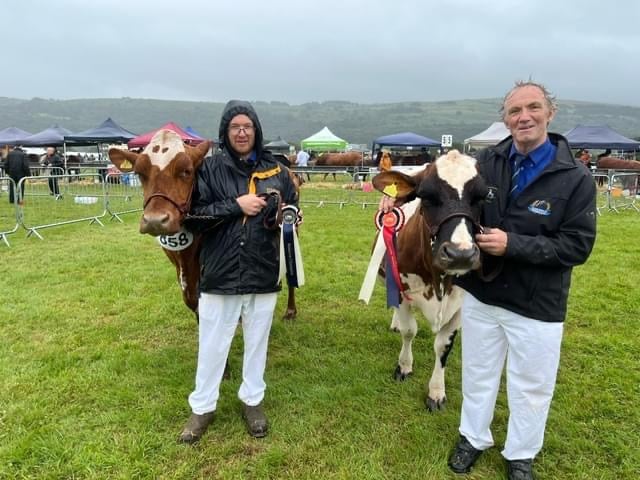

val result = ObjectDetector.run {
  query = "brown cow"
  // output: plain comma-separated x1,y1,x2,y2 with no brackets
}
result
369,150,487,411
314,151,363,166
108,130,300,320
596,156,640,170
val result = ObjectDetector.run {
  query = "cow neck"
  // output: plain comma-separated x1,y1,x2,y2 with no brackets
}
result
399,212,452,302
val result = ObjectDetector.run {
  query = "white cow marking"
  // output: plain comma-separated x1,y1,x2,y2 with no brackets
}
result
143,129,186,171
435,150,477,199
450,219,473,249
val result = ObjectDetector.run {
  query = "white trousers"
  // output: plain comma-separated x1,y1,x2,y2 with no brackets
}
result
188,292,278,415
459,292,564,460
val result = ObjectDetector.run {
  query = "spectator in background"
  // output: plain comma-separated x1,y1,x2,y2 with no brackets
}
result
579,149,591,167
41,146,63,196
296,149,310,167
3,145,30,204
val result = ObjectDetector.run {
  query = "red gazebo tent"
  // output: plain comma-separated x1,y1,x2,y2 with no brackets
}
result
127,122,206,148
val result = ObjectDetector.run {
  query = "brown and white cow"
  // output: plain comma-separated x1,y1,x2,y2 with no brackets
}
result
108,129,300,320
371,150,487,411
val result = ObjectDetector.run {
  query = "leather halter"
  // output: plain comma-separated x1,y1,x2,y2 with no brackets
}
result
143,186,194,217
427,212,483,239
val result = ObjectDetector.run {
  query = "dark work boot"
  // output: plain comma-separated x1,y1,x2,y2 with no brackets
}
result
448,435,483,474
507,459,535,480
178,411,215,444
242,402,268,438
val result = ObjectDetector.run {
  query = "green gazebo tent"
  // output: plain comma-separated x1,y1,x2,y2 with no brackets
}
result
300,126,348,152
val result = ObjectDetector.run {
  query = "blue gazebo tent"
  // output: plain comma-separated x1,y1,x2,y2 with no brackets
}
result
0,127,32,146
372,132,440,153
64,117,137,145
184,126,205,140
563,125,640,150
21,125,73,147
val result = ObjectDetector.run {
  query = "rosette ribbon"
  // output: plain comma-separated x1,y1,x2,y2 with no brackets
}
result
278,205,305,287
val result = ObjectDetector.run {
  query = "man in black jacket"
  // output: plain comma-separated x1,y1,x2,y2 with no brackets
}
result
178,100,298,444
3,145,30,204
448,81,596,479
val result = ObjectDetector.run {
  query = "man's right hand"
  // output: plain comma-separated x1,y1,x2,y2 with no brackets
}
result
379,195,396,213
237,193,267,216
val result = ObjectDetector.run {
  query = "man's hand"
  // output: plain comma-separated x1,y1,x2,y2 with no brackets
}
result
237,194,267,216
476,227,508,256
379,195,396,213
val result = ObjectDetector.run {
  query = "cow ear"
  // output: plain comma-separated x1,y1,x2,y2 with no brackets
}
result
372,171,417,200
108,148,138,172
186,140,211,169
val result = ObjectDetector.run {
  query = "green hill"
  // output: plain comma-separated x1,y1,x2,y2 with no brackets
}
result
1,96,639,146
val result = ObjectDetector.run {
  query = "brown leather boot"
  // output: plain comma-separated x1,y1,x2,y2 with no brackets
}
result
242,402,268,438
178,412,214,444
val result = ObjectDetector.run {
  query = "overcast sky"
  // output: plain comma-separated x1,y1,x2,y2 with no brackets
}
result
3,0,639,106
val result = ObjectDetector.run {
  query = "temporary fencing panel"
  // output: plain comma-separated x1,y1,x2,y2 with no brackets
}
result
105,172,143,221
607,171,639,213
592,171,610,215
0,177,20,246
18,173,106,239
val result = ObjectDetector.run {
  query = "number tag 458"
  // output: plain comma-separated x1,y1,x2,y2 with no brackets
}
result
157,228,194,251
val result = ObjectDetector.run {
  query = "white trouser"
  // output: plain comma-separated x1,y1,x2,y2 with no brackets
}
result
459,292,564,460
188,292,278,415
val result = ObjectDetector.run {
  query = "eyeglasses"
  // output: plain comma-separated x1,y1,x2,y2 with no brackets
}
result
229,124,255,134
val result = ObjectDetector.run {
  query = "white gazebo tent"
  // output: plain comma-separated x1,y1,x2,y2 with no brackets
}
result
463,122,510,152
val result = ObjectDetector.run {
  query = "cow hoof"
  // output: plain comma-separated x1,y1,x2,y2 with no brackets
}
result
393,365,412,381
425,396,446,412
390,326,400,333
282,309,297,321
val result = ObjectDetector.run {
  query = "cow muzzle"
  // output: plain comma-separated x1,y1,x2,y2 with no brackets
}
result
140,210,180,235
434,242,481,274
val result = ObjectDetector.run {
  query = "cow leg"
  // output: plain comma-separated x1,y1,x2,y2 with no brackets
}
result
425,310,460,411
389,309,400,332
394,302,417,381
282,285,297,320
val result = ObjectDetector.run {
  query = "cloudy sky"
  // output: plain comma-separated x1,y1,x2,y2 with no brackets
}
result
3,0,639,106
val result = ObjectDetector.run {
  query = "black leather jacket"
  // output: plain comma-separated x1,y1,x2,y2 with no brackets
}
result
456,133,597,322
191,101,298,294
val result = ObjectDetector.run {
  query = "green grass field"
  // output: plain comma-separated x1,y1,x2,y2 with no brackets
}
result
1,188,639,479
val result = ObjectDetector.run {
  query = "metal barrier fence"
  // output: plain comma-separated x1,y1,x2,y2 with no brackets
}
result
592,171,610,215
18,173,106,239
0,177,20,246
105,172,144,221
607,171,639,213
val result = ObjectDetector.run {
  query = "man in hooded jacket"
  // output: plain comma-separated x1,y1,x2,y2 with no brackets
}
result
179,100,298,444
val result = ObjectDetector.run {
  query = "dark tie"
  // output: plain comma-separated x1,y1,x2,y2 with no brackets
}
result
510,156,526,198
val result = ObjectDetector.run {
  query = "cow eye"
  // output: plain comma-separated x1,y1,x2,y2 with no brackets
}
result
179,168,193,179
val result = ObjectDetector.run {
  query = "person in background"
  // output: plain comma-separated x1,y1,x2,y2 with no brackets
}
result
3,145,30,204
41,146,63,196
178,100,299,444
296,149,310,167
579,148,591,167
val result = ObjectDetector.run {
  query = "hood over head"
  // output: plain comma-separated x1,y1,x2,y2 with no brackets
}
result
218,100,264,158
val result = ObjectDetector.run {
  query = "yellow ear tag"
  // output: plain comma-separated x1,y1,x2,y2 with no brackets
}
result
383,183,398,198
121,159,133,170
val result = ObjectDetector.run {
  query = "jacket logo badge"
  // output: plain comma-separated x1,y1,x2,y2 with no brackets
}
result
485,187,498,203
528,200,551,216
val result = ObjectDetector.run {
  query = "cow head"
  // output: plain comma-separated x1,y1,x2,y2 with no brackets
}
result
108,130,211,235
373,150,488,275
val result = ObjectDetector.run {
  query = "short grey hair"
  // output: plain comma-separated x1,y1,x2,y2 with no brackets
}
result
500,80,557,119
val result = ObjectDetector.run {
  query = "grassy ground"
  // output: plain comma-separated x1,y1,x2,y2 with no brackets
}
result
0,188,639,479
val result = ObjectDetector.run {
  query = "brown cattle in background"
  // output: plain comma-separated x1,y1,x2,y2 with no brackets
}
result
314,151,364,166
597,157,640,170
